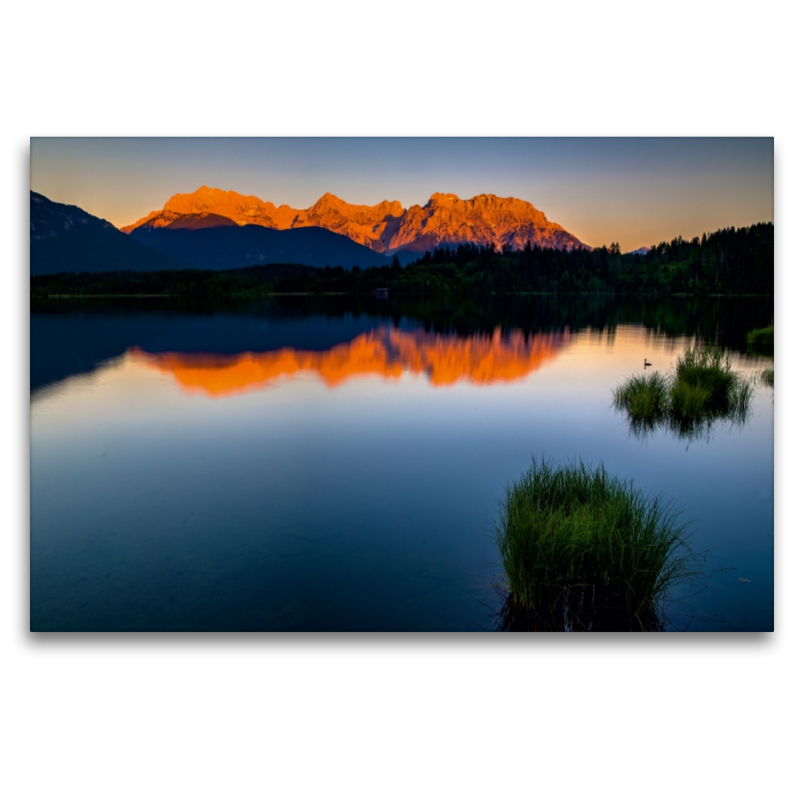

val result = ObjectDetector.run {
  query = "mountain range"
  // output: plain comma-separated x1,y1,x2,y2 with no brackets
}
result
31,187,589,276
122,187,589,254
30,191,393,275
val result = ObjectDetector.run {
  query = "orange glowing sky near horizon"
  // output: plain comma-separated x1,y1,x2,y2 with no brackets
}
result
130,327,571,398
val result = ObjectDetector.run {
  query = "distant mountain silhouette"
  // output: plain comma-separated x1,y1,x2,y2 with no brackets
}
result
122,186,590,254
144,211,239,230
31,191,189,276
128,224,393,271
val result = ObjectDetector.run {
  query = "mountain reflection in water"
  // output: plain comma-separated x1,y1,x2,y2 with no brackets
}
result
130,326,570,396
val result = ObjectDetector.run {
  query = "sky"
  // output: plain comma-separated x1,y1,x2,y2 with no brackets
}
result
30,137,773,252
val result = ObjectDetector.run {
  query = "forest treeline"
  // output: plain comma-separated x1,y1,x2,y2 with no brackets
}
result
31,221,772,299
30,263,309,300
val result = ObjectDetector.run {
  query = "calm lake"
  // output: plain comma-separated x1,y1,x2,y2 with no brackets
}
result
30,295,774,631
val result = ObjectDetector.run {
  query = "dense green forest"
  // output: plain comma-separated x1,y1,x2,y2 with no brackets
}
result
31,221,772,299
30,263,311,300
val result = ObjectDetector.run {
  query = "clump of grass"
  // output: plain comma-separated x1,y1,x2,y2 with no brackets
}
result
746,324,774,356
730,379,755,423
613,347,753,440
612,372,670,438
759,367,774,388
613,372,669,419
495,458,693,631
669,380,712,419
670,347,752,428
672,348,735,411
747,325,774,346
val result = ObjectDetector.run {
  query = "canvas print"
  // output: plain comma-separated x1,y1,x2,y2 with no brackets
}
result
30,137,774,632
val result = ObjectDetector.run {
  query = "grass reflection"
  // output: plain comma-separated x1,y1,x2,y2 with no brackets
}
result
495,590,666,632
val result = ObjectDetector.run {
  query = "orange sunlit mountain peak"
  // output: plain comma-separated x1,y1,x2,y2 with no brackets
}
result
121,187,588,253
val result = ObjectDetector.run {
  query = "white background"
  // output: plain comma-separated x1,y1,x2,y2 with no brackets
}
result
3,2,797,798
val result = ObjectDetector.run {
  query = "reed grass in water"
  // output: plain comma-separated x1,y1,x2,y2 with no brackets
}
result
747,325,774,346
746,324,774,356
614,347,753,438
612,372,669,420
673,348,737,411
495,458,693,630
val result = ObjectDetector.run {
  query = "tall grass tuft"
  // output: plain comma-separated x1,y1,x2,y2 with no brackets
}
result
746,324,774,356
747,325,774,346
730,379,755,424
672,348,735,413
613,372,669,420
495,458,694,631
669,380,711,419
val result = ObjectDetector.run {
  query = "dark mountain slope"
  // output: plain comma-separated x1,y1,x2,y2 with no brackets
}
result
30,191,189,275
128,224,393,271
138,211,239,230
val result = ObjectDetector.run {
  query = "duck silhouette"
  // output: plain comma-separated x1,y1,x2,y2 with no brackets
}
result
644,358,652,368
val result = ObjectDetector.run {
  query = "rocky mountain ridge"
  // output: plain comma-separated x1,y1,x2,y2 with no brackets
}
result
122,186,588,254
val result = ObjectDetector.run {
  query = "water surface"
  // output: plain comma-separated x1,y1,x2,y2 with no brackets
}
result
31,295,774,631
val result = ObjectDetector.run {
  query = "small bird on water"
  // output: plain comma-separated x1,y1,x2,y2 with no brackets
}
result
644,358,652,368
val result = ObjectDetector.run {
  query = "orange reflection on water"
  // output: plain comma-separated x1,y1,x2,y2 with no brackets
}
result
129,326,569,397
